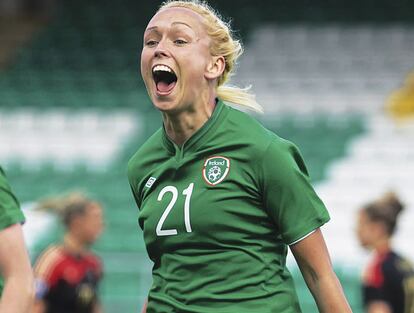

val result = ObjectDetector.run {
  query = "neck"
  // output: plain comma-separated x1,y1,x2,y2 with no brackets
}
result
163,94,217,146
373,238,391,255
64,233,87,255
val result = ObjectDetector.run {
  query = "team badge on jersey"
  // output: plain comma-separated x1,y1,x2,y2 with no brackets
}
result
202,156,230,186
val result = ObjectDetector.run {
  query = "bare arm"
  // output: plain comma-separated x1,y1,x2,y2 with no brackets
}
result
367,301,392,313
0,223,34,313
31,300,46,313
141,299,147,313
32,247,58,313
93,301,103,313
290,228,352,313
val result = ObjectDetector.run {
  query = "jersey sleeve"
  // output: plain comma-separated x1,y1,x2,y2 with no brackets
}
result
0,168,25,230
93,254,104,281
259,138,330,245
363,258,389,305
127,164,142,209
33,246,62,299
363,284,387,306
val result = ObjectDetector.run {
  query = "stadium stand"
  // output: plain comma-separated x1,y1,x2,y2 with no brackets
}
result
1,0,414,311
235,25,414,114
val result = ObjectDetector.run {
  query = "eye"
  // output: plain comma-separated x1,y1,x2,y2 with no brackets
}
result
145,40,158,47
174,39,188,46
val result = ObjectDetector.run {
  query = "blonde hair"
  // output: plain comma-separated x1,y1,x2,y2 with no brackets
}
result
36,192,96,228
159,0,263,113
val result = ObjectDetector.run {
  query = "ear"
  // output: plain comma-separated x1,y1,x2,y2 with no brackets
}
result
204,56,225,81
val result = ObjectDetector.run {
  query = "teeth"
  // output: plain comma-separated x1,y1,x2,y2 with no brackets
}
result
153,65,172,73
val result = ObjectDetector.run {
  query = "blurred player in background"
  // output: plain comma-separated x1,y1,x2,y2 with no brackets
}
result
128,1,351,312
356,192,414,313
386,71,414,122
32,193,104,313
0,167,34,312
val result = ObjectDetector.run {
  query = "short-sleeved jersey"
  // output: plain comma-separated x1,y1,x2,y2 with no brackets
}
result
0,166,25,294
363,250,414,313
0,167,24,231
34,245,102,313
128,100,330,313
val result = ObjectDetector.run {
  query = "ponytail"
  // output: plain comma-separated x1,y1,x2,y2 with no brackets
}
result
35,192,93,228
217,85,263,113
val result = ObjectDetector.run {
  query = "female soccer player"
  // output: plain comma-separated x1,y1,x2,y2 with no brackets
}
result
0,167,34,312
356,193,414,313
32,193,104,313
128,1,352,312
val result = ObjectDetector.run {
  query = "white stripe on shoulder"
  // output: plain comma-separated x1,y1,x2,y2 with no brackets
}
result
34,246,64,279
288,229,317,246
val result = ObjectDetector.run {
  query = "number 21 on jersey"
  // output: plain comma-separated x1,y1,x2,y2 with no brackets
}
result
156,183,194,236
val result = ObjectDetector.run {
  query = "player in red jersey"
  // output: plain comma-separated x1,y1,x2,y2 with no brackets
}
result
32,193,104,313
357,192,414,313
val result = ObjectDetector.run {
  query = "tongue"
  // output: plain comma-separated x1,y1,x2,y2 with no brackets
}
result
157,81,176,93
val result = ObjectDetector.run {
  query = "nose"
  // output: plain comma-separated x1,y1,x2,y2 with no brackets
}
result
154,49,168,58
154,39,169,58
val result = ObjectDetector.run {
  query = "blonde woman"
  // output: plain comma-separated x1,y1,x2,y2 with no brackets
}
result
128,1,352,312
32,193,104,313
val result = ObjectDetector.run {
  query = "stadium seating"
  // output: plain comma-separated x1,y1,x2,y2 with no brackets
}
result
234,25,414,114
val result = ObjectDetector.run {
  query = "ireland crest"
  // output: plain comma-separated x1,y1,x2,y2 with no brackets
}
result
202,156,230,186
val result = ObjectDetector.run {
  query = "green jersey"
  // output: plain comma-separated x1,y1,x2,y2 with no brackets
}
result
128,100,330,313
0,167,25,294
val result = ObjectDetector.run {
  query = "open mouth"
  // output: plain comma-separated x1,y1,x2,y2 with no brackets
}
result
152,65,177,94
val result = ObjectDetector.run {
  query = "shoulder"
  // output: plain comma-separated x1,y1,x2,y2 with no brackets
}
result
223,105,280,153
382,252,414,277
0,167,15,196
223,105,305,170
0,167,7,184
127,128,164,180
79,252,103,278
0,167,15,194
226,105,270,137
227,105,298,148
85,252,102,269
265,136,305,170
0,168,24,229
128,128,164,169
34,245,65,278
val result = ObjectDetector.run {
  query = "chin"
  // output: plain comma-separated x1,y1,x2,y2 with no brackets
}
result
152,99,175,111
360,241,373,251
151,97,183,114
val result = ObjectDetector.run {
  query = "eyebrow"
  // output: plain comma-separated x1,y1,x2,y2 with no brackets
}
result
145,22,194,33
172,21,193,29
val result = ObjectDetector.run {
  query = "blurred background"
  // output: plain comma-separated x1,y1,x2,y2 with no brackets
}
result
1,0,414,312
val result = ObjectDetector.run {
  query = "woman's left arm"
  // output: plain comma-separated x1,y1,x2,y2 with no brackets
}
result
290,228,353,313
0,223,34,313
93,301,103,313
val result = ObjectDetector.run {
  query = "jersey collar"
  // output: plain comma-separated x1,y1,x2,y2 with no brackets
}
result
162,99,226,157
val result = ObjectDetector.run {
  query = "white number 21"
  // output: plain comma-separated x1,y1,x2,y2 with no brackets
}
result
156,183,194,236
